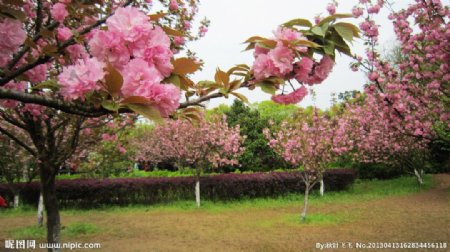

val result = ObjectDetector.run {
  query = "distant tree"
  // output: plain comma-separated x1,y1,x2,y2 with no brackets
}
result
130,117,244,207
264,110,351,221
225,100,291,172
254,100,299,124
0,133,37,208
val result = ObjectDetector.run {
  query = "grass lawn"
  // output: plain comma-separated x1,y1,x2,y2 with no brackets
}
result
1,174,449,251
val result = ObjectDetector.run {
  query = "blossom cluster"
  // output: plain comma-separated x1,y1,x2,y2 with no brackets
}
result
251,27,335,105
350,0,449,141
57,6,180,117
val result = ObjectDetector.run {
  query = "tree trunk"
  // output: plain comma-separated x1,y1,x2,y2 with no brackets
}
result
300,184,310,222
40,162,61,252
319,178,324,196
13,193,19,208
414,168,424,186
195,176,201,208
37,191,44,227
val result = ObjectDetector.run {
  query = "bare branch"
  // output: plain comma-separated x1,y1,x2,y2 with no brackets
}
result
0,125,36,156
0,88,108,117
179,92,224,109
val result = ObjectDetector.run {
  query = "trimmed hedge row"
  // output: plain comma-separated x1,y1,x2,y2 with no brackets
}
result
0,169,355,208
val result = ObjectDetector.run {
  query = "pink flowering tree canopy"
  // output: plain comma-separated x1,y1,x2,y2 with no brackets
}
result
131,116,245,172
348,0,449,144
0,0,360,119
264,110,351,221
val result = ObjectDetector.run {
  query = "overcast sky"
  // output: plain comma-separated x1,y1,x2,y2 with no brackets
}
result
185,0,415,109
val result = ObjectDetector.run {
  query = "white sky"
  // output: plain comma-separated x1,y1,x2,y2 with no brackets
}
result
186,0,413,109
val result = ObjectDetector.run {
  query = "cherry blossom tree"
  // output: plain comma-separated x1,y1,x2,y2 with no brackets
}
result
347,0,449,163
342,91,431,185
131,116,244,207
264,110,351,221
0,130,37,208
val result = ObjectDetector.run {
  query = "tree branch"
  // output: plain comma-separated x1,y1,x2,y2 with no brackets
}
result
0,88,108,117
179,92,224,109
0,125,36,156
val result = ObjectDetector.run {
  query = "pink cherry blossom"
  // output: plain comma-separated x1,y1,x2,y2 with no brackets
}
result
106,6,153,43
294,57,314,83
58,58,106,100
0,19,26,67
326,3,336,15
271,85,308,105
253,54,277,80
57,26,72,41
141,83,180,117
25,64,47,83
143,45,174,77
88,30,130,69
173,36,185,46
268,43,294,76
51,3,68,23
120,58,163,97
169,0,178,11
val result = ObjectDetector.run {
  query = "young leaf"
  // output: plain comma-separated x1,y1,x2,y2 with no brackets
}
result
101,100,119,112
172,58,201,75
334,22,360,39
311,26,325,37
230,92,249,103
164,74,181,89
126,104,162,122
244,36,266,43
257,82,277,95
121,96,152,105
149,12,166,21
214,68,230,86
319,14,353,26
283,18,313,28
334,24,354,43
104,63,123,97
162,26,185,37
32,80,60,91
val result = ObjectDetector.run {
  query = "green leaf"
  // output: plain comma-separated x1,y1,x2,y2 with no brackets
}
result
126,104,162,122
324,42,335,57
164,74,181,88
244,36,266,43
334,24,354,43
319,14,353,26
257,82,277,95
32,80,60,91
101,100,119,112
257,39,277,49
334,22,360,39
104,63,123,97
197,80,219,88
283,18,313,28
311,26,325,37
293,40,322,48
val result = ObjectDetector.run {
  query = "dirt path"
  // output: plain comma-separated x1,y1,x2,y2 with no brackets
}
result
1,174,449,251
